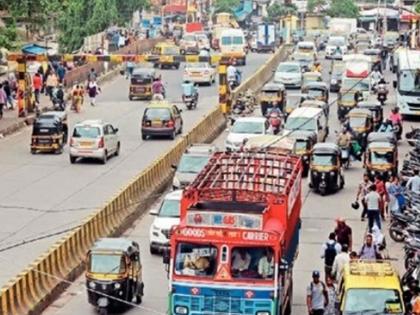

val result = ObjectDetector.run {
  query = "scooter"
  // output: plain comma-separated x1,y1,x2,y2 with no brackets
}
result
183,93,198,110
406,126,420,146
376,83,388,105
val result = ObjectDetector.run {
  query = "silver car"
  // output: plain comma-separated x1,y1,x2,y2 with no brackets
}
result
273,61,303,88
69,120,120,164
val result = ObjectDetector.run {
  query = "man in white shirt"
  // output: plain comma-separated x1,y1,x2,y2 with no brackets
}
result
258,249,274,279
232,249,251,273
365,184,382,232
227,63,237,82
407,169,420,193
332,244,349,284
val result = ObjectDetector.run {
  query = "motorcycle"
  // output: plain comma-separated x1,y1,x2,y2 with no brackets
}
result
52,97,66,111
268,111,282,135
389,211,417,242
406,126,420,146
183,93,198,110
376,83,388,105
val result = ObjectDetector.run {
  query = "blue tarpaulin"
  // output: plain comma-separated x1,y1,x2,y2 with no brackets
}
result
21,44,48,55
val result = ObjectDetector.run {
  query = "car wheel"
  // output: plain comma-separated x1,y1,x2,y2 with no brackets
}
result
115,142,120,156
150,246,158,255
70,155,77,164
129,95,133,101
101,151,108,164
31,148,36,154
170,130,176,140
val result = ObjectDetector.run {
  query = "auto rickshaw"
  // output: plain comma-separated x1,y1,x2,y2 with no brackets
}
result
31,111,68,154
347,108,373,150
364,132,398,181
259,82,286,116
286,130,317,176
302,71,322,89
337,90,357,122
152,42,181,69
86,238,144,314
309,143,345,195
357,100,383,131
129,68,157,100
300,99,329,117
301,82,329,103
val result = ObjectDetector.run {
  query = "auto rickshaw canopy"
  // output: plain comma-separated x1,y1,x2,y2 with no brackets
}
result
302,81,329,92
300,99,328,110
261,82,285,93
347,107,373,118
312,142,341,155
90,238,140,256
285,130,317,142
367,132,397,145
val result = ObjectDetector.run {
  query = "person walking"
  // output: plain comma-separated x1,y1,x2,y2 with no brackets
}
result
87,68,97,82
56,63,66,84
359,234,382,260
356,174,373,221
324,276,338,315
407,169,420,194
3,80,13,110
374,175,387,220
33,72,43,105
320,232,341,281
307,271,329,315
0,83,7,119
386,175,400,214
334,218,352,251
86,80,100,106
45,72,58,100
364,184,382,232
332,244,350,284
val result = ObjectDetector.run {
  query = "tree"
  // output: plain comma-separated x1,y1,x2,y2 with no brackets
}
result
328,0,359,18
86,0,118,35
415,0,420,13
0,20,18,50
267,2,298,21
307,0,326,13
214,0,240,14
116,0,150,25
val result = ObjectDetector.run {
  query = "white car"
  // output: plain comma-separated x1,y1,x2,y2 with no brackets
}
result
182,62,216,85
274,61,303,88
225,117,269,151
149,190,182,254
69,120,120,164
325,36,348,59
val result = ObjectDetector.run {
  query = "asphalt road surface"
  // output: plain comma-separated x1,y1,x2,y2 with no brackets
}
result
41,54,416,315
0,52,269,286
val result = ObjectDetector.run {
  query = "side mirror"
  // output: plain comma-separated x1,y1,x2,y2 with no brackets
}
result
149,208,159,216
162,248,170,265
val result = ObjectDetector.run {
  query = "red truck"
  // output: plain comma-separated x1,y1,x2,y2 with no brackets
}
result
164,151,303,315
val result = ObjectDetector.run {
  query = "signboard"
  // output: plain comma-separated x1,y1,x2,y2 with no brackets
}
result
177,227,277,243
186,211,263,230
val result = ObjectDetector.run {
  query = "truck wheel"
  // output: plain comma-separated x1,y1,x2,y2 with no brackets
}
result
70,155,77,164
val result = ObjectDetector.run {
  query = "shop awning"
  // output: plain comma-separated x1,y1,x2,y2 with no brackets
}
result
21,44,49,55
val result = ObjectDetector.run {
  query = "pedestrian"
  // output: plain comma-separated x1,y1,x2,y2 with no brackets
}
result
87,68,97,82
56,63,66,84
364,184,381,232
356,174,373,221
407,169,420,194
403,279,419,313
86,80,100,106
3,80,13,109
386,175,401,214
324,276,337,315
0,83,6,119
359,233,382,260
412,288,420,315
332,244,350,284
320,232,341,281
33,72,43,105
45,72,58,100
334,218,352,251
307,271,329,315
374,175,387,220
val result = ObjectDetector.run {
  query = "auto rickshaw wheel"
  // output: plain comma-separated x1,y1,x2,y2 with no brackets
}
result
31,148,36,154
115,143,120,156
319,187,327,196
129,95,133,101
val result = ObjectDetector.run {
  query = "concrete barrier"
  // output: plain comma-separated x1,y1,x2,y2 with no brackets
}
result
0,44,291,315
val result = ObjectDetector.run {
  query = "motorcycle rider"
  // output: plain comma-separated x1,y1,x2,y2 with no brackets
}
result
53,84,65,110
227,59,241,90
152,76,165,98
267,106,283,135
371,67,383,92
337,127,353,161
182,80,198,106
378,119,394,133
376,77,388,104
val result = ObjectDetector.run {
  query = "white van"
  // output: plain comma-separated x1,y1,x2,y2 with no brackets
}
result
284,107,329,142
219,28,247,65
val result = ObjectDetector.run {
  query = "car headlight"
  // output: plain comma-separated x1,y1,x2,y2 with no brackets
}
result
257,312,271,315
331,79,337,84
371,170,375,174
114,283,121,289
175,306,188,314
388,170,393,175
89,282,96,289
303,155,308,160
362,133,366,137
321,173,326,179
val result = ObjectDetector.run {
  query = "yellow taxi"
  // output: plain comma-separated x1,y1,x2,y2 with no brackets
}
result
338,261,405,315
152,42,181,69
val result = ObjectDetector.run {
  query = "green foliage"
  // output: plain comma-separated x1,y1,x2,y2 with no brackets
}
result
307,0,326,13
415,0,420,13
267,3,298,21
116,0,150,25
0,20,18,50
328,0,359,18
214,0,240,14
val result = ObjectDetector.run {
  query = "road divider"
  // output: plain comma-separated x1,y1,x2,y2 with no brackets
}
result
0,44,290,315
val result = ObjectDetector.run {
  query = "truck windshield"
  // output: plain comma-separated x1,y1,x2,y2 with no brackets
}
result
343,289,403,315
231,247,275,280
398,70,420,95
175,243,217,277
89,254,126,274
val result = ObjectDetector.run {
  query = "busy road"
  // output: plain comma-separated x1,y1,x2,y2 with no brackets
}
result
0,52,269,286
41,52,414,315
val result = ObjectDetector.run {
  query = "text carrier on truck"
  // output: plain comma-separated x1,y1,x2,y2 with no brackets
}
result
163,151,303,315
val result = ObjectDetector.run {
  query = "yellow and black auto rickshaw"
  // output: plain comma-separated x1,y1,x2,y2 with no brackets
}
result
337,90,357,122
31,111,68,154
347,108,373,150
86,238,144,314
129,68,157,101
259,82,286,116
286,130,317,176
302,71,322,89
364,132,398,181
300,99,329,117
356,100,383,131
302,82,329,103
152,42,181,69
309,143,345,195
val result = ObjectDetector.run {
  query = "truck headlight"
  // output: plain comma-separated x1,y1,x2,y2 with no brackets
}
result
175,306,188,314
257,312,271,315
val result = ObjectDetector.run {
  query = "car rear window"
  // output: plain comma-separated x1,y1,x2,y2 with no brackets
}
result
144,108,171,120
73,126,101,138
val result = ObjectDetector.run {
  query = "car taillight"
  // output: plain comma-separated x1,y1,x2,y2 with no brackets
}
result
143,120,151,127
166,120,175,128
98,137,104,148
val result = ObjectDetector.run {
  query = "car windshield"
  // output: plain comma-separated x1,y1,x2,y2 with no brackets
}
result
285,117,316,131
399,70,420,93
158,199,180,218
144,108,171,120
343,289,403,315
278,64,300,73
89,254,126,274
349,116,367,128
370,151,393,164
186,62,208,69
312,154,337,166
178,155,210,173
175,243,217,277
73,126,100,138
231,121,265,134
231,247,275,280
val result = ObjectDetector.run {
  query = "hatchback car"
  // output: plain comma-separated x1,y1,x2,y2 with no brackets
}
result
141,100,183,140
183,62,216,85
225,117,269,151
172,144,217,189
179,34,199,55
149,190,182,254
274,62,303,88
69,120,120,164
